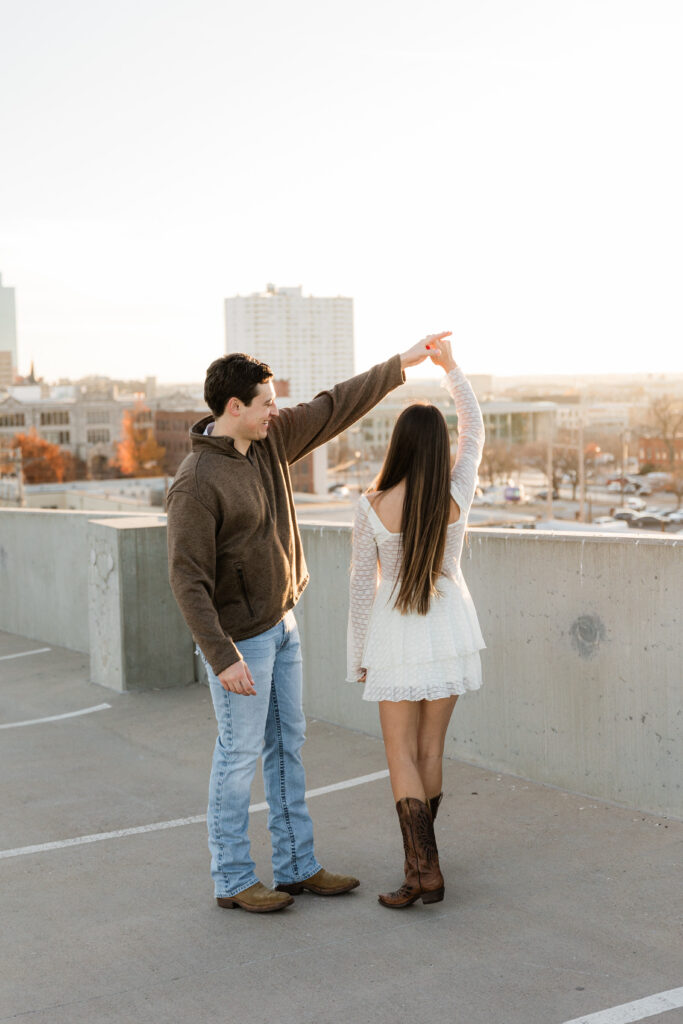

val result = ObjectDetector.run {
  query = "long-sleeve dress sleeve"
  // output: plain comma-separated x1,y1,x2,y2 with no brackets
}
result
440,367,485,512
346,498,379,683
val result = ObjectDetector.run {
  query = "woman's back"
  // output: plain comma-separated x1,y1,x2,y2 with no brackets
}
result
370,480,461,530
360,490,469,591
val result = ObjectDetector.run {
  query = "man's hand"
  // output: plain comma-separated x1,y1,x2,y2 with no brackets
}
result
217,660,257,696
400,331,452,369
428,333,457,373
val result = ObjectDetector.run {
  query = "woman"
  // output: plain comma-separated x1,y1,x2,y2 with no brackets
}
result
347,331,485,908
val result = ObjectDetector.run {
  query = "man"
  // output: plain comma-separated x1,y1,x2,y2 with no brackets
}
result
167,333,443,913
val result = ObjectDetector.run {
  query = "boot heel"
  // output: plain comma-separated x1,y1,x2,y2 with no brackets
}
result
216,897,238,909
422,887,444,905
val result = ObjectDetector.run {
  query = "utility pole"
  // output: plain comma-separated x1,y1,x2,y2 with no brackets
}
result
545,411,554,521
16,447,26,508
578,412,585,523
621,429,631,507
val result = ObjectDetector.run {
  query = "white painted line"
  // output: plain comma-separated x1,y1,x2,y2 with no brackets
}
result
0,703,112,730
560,986,683,1024
0,646,51,662
306,769,389,799
0,768,390,860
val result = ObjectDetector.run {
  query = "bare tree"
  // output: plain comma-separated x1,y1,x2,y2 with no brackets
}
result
518,442,561,491
646,394,683,508
671,468,683,510
553,430,580,499
479,440,520,486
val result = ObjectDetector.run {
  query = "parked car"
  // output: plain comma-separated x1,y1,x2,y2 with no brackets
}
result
535,489,559,501
608,476,651,495
480,484,525,505
613,509,638,522
626,497,646,511
627,514,670,530
663,509,683,524
328,484,350,500
504,485,523,503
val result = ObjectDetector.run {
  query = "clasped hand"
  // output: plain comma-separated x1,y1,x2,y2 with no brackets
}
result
400,331,453,370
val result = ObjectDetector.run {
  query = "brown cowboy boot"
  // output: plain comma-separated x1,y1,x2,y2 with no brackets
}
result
216,881,293,913
276,867,360,896
429,793,443,822
378,797,445,909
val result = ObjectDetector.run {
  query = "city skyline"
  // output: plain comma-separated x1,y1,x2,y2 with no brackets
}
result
1,0,682,383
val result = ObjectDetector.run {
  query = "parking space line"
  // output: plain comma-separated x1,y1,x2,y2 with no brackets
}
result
560,985,683,1024
0,769,389,860
0,646,52,661
0,703,112,730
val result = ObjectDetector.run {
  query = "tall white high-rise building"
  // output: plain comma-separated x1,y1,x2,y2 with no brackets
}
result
0,274,18,388
224,284,354,403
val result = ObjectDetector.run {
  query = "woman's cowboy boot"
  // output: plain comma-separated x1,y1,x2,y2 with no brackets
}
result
429,793,443,822
378,797,445,909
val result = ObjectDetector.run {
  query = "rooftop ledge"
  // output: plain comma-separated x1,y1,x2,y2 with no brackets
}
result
0,508,681,819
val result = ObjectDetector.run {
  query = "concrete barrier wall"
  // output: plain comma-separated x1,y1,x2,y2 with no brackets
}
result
1,508,680,816
0,509,161,653
297,524,682,818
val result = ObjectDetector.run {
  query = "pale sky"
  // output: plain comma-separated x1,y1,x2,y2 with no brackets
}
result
1,0,681,383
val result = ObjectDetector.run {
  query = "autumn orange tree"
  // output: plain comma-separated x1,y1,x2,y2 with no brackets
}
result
10,431,67,483
114,406,166,477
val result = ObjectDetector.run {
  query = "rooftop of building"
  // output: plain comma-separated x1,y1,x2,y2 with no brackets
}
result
2,628,681,1024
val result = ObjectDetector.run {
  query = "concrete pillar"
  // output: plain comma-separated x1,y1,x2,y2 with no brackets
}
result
312,445,328,496
87,517,194,691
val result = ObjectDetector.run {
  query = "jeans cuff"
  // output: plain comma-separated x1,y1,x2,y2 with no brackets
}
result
274,859,322,887
215,876,259,899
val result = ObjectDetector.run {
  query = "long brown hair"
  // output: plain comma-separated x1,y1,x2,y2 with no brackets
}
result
372,403,451,615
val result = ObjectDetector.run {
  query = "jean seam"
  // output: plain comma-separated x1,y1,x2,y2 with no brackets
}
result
211,694,233,881
270,683,300,880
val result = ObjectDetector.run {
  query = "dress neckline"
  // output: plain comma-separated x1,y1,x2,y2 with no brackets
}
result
361,494,460,536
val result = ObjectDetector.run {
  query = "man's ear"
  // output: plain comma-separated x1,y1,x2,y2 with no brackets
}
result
226,396,242,417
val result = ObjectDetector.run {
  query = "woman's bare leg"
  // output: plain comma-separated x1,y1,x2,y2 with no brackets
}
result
377,698,447,908
416,695,458,801
378,700,425,803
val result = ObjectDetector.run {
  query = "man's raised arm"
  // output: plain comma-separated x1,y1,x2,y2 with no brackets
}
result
275,334,447,464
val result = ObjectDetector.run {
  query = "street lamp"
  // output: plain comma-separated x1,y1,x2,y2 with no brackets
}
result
620,429,632,506
354,449,362,492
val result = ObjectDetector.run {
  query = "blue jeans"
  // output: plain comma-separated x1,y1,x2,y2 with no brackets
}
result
200,611,321,898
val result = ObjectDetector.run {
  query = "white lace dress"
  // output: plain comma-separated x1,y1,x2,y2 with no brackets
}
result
346,366,486,702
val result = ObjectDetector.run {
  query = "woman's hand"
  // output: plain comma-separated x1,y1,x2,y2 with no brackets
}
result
358,668,367,683
400,331,452,369
428,333,457,373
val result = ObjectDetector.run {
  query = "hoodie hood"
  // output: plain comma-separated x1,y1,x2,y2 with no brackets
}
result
189,415,247,458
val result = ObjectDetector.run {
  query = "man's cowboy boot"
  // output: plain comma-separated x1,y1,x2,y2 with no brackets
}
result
378,797,445,909
216,882,294,913
429,793,443,822
276,867,360,896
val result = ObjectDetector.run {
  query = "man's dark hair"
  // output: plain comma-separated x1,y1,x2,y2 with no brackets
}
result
204,353,273,417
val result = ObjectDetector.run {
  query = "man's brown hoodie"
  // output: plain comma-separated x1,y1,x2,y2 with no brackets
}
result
166,355,404,675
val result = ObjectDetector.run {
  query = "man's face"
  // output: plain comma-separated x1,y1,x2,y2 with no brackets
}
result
239,381,278,440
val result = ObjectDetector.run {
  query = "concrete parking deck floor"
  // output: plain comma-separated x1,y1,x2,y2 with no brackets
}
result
1,630,681,1024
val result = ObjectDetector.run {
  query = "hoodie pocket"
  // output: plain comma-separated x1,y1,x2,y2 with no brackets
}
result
235,563,255,618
